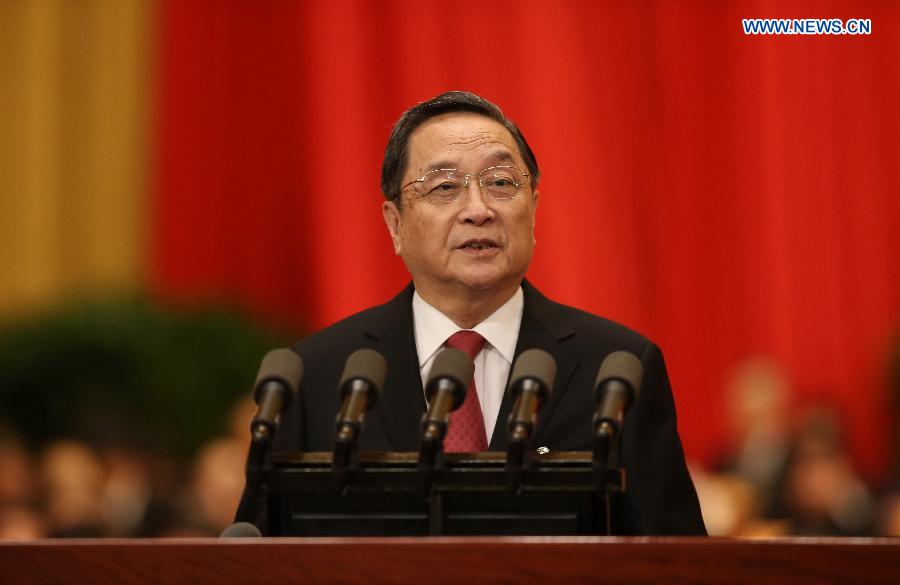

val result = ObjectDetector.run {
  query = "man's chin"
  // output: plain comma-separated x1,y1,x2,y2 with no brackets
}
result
452,271,520,295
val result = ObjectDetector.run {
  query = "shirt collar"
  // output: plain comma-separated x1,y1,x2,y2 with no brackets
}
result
412,286,524,367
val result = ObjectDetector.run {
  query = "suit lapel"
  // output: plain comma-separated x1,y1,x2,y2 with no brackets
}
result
488,281,578,450
364,283,426,451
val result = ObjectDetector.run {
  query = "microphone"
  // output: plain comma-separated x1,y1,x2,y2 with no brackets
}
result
506,349,556,445
420,348,474,445
220,521,262,538
250,348,303,442
236,349,301,525
593,351,643,439
334,349,387,446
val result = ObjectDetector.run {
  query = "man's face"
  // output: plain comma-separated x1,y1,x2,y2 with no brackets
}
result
382,112,539,302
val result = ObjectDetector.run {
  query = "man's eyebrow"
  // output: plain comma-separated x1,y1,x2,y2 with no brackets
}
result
487,151,515,164
424,159,459,171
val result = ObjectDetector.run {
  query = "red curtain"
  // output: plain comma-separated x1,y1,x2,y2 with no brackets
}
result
153,0,900,478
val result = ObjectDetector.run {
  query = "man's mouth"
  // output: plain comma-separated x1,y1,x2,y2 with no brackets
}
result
459,239,499,251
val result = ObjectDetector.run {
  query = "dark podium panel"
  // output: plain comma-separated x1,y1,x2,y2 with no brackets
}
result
2,538,899,585
266,451,617,536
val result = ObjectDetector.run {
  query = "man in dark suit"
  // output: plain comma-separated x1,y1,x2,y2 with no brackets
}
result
270,91,705,535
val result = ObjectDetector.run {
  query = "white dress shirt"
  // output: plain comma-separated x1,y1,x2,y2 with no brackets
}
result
412,287,524,442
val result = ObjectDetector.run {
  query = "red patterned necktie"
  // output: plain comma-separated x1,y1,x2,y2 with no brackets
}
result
442,330,488,452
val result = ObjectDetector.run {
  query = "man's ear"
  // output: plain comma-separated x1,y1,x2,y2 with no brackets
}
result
382,199,402,254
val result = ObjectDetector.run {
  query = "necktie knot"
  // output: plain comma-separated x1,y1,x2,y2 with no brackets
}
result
445,330,486,360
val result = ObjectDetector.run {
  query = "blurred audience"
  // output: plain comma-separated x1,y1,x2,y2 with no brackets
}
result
0,397,253,540
697,355,890,537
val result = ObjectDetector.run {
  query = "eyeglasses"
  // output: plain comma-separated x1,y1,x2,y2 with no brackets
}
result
398,165,530,204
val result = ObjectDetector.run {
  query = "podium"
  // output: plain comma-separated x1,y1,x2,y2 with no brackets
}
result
265,451,620,536
2,537,899,584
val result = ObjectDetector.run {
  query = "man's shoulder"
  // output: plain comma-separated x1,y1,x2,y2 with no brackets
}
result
289,309,371,358
290,284,413,359
523,282,654,355
554,299,651,345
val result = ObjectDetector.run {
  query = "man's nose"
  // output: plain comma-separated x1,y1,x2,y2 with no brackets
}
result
458,179,494,223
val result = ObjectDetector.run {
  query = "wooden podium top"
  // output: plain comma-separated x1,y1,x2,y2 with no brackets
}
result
2,537,899,585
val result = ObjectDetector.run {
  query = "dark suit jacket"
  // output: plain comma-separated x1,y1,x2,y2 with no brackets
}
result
268,280,706,535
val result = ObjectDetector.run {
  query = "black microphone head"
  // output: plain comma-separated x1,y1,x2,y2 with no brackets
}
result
595,351,643,404
339,348,388,404
425,348,474,408
508,349,556,398
253,348,303,406
219,521,262,538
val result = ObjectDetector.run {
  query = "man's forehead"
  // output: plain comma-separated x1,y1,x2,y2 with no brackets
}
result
407,113,521,171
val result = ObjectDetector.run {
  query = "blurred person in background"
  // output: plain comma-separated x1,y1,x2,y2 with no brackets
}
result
888,332,900,487
0,506,47,540
878,495,900,536
0,431,37,511
716,357,793,520
780,407,875,536
132,453,199,538
0,431,46,539
39,440,107,537
690,467,765,536
186,437,247,535
873,331,900,536
162,398,256,536
97,447,153,537
227,396,256,443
